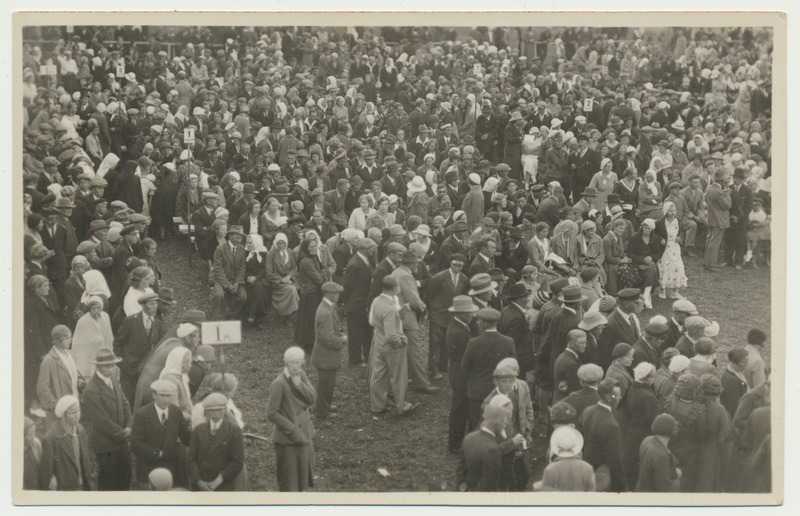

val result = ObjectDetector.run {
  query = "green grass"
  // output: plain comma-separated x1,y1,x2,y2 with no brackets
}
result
155,237,771,491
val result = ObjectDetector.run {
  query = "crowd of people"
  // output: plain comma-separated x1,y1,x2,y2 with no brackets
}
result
22,24,773,493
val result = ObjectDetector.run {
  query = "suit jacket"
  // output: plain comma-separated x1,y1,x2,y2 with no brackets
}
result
461,188,485,230
729,183,753,226
632,338,660,368
391,266,426,330
536,196,562,231
680,186,706,219
39,422,94,490
187,418,244,489
311,300,346,370
573,148,601,186
553,349,582,403
538,307,581,390
498,303,536,374
580,404,626,492
636,436,680,492
81,373,133,453
369,293,406,353
192,205,217,250
40,225,69,281
369,257,398,303
340,253,373,314
426,269,469,327
563,387,602,424
213,242,247,288
113,311,166,376
468,252,494,278
456,428,503,491
110,242,135,299
461,331,516,401
438,234,469,269
130,402,192,479
447,318,474,391
597,310,641,371
705,182,732,229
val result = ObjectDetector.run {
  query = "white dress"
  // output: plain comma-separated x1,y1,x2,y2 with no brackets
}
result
658,218,687,289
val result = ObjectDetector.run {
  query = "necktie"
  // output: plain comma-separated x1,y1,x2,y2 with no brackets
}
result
161,411,167,426
629,314,638,335
106,379,114,391
144,315,151,331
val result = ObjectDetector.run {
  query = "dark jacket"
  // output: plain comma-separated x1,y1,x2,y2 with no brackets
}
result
340,253,372,314
553,349,582,403
446,318,474,391
580,404,626,492
563,387,602,425
426,269,469,328
498,302,536,376
310,300,346,370
597,309,640,371
461,331,516,401
113,311,166,377
187,418,245,490
456,428,503,491
81,372,133,453
39,421,94,490
130,402,192,480
636,435,681,492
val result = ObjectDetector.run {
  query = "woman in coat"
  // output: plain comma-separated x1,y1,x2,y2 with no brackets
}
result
237,200,263,237
665,373,706,492
301,229,337,279
575,220,606,286
24,417,43,489
622,364,662,490
551,219,579,271
150,164,179,240
39,395,94,490
696,374,733,492
603,218,631,296
115,160,144,213
605,343,635,402
265,233,300,325
63,255,89,325
159,346,194,422
260,197,287,248
244,234,270,325
626,219,663,309
638,169,664,221
294,237,330,355
37,325,81,426
25,275,63,412
71,296,113,379
267,347,317,492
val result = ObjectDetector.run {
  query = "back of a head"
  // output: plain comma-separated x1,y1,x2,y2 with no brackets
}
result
382,275,398,292
598,377,618,399
747,328,767,346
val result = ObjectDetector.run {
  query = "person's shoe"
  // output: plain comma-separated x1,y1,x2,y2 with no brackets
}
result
398,402,420,416
744,250,753,263
704,266,720,273
431,373,444,381
29,407,46,418
735,265,743,271
685,249,697,258
330,405,338,412
670,292,686,300
418,386,441,394
658,289,667,299
448,447,462,455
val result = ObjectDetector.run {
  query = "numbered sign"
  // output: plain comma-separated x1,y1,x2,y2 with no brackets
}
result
66,26,74,34
116,61,126,78
184,127,196,145
583,98,593,112
40,64,58,77
201,321,242,345
473,63,481,75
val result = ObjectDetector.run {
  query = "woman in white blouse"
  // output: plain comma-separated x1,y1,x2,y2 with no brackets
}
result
348,194,376,231
123,266,156,317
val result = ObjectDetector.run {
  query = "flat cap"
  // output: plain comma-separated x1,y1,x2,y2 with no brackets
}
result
150,379,177,394
475,307,501,322
577,363,604,383
321,281,344,294
202,392,228,410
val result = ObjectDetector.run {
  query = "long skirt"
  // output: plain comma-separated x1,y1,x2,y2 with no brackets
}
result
245,278,271,317
295,290,322,354
271,282,299,316
275,442,315,492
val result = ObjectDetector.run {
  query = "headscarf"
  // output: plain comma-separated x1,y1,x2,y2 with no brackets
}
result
246,234,267,263
274,233,290,264
81,270,111,304
254,126,270,146
641,218,656,231
663,200,676,219
97,153,120,178
160,346,192,410
552,219,578,239
644,169,659,196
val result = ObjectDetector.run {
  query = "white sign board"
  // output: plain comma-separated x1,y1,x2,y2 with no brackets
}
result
583,98,593,112
184,127,196,145
201,321,242,345
473,63,481,75
116,61,126,78
66,26,74,34
41,64,58,77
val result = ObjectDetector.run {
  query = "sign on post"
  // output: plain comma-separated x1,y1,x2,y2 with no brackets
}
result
473,63,481,75
184,127,196,145
583,98,593,112
201,321,242,345
40,64,58,77
116,61,126,78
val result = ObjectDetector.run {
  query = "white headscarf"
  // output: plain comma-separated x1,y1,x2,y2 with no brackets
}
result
81,270,111,304
97,153,120,178
274,233,290,264
246,234,267,263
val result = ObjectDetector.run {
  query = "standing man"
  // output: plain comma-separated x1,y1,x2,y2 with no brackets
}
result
438,221,470,269
446,295,479,453
211,225,248,320
311,282,347,420
597,288,642,371
130,379,192,490
191,191,220,261
704,169,732,272
426,253,469,381
341,238,376,367
369,241,405,304
81,348,133,491
553,329,587,403
368,276,419,416
187,393,245,491
456,404,508,492
636,414,681,492
725,166,753,270
114,292,166,404
537,285,584,401
40,208,69,305
664,299,698,351
461,308,516,430
580,377,626,492
497,282,536,381
680,175,707,257
632,321,668,368
109,225,140,312
743,328,768,389
392,250,439,394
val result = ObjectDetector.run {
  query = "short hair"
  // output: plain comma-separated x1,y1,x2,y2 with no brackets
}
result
29,243,49,261
728,346,749,365
24,173,40,186
209,372,239,394
580,267,599,283
695,338,716,356
359,194,371,204
567,328,586,344
247,199,260,210
382,276,398,291
747,329,767,345
130,265,153,286
535,222,549,235
480,237,495,251
612,218,627,230
27,213,44,230
598,377,619,398
552,184,564,195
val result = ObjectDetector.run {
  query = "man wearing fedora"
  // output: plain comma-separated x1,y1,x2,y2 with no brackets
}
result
392,250,439,394
704,169,732,272
438,220,470,270
498,282,536,381
597,288,643,371
571,133,601,198
109,225,139,311
114,292,166,404
446,295,479,453
466,273,497,334
426,253,470,381
573,188,598,218
211,225,248,320
724,166,753,270
311,282,347,420
341,238,377,367
82,348,133,490
191,191,220,260
539,285,585,399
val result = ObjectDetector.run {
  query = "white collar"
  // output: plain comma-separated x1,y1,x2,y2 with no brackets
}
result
480,426,496,437
323,297,335,307
597,401,613,411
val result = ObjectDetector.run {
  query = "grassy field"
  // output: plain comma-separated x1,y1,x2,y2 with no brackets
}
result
156,236,772,492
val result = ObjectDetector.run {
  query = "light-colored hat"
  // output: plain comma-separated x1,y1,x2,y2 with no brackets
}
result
577,363,604,383
669,355,691,374
633,362,655,381
578,311,607,331
177,323,198,338
550,426,584,459
284,346,305,362
150,379,177,394
148,469,173,491
672,299,698,315
202,392,228,410
415,224,431,237
54,395,80,418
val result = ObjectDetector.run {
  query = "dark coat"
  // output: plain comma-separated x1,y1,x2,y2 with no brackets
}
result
310,300,346,370
187,418,245,490
130,402,192,480
563,387,602,425
597,309,640,371
461,331,516,401
632,337,660,368
340,253,372,314
447,318,474,391
426,269,469,328
39,422,94,490
636,436,681,492
438,234,469,269
553,349,582,403
369,257,398,303
497,302,536,376
110,241,135,301
213,241,247,288
40,224,69,282
622,382,661,487
580,404,626,492
720,368,748,418
674,335,696,358
538,307,581,391
81,373,133,453
113,311,166,377
456,428,503,491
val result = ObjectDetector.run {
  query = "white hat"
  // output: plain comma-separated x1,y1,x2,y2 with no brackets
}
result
177,323,198,338
550,426,584,459
180,150,191,161
669,355,691,374
468,173,481,185
192,106,205,116
283,346,305,362
54,395,80,418
406,176,427,194
633,362,655,381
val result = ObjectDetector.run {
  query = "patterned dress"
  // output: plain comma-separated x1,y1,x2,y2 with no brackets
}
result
657,217,687,289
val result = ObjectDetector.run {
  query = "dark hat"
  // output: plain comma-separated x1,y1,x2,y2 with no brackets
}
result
617,288,642,301
559,285,586,303
651,414,677,436
226,225,246,238
645,321,669,337
488,268,508,282
733,166,748,179
549,277,571,295
400,250,420,263
157,287,178,305
606,193,621,204
242,182,256,194
576,133,589,142
612,342,633,359
321,281,344,294
450,220,469,233
56,198,75,209
449,253,467,264
138,292,161,305
508,227,523,240
667,181,683,191
179,310,206,323
92,348,122,366
506,282,531,300
89,219,110,232
120,225,138,236
581,187,598,198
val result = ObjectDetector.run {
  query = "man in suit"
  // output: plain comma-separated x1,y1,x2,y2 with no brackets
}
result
537,285,584,400
130,379,192,490
109,225,140,312
461,308,516,430
438,221,470,269
570,134,601,197
632,321,668,368
704,169,732,271
680,175,707,257
211,225,248,320
190,191,220,259
114,292,166,404
341,239,376,367
310,282,347,420
468,237,496,278
40,208,70,305
536,184,564,232
446,295,478,453
636,414,681,492
664,299,698,351
188,393,245,491
330,228,359,285
426,253,469,381
562,363,604,425
369,241,405,304
497,282,536,380
725,166,753,270
597,288,643,371
392,250,439,394
324,178,352,231
456,403,508,491
553,329,586,403
81,348,133,491
368,276,419,416
580,377,626,492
